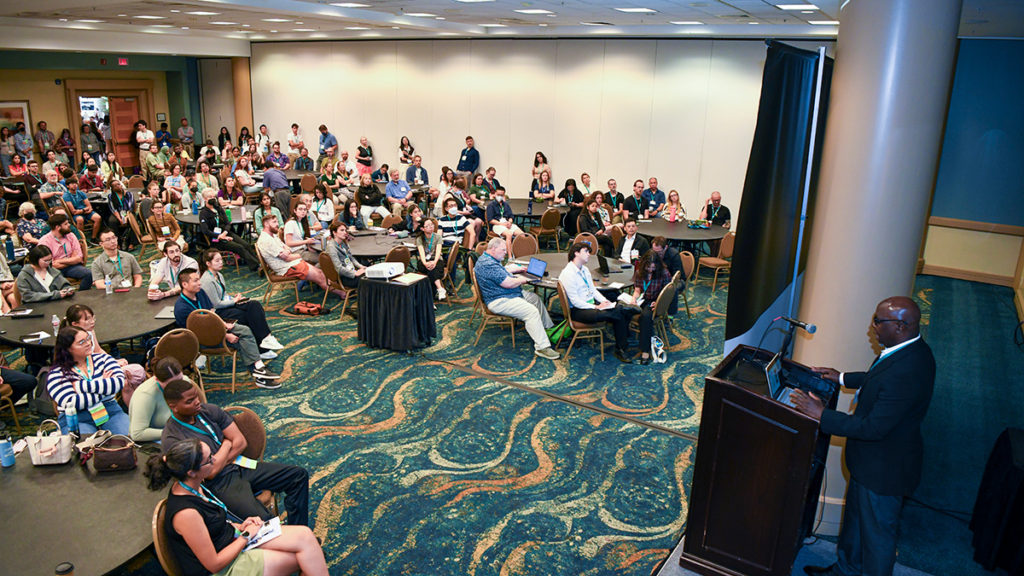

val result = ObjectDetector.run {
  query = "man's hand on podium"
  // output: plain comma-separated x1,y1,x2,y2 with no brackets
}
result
812,366,840,383
790,390,824,420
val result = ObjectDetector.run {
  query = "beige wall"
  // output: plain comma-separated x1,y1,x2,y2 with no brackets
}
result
921,222,1023,287
0,69,170,140
199,59,237,145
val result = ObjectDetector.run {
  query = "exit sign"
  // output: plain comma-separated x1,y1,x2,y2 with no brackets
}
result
118,57,128,66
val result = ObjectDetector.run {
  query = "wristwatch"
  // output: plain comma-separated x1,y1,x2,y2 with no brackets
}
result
239,531,250,540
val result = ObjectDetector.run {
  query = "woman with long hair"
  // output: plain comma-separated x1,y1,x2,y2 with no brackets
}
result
217,126,232,151
0,126,13,175
219,176,245,207
47,325,128,434
100,150,126,185
56,127,76,167
253,191,283,232
398,135,414,164
15,243,73,301
339,198,365,231
237,126,252,147
62,304,147,402
145,436,327,576
283,202,320,264
631,251,672,364
200,248,282,353
531,169,555,202
311,184,336,229
531,151,550,188
415,217,447,301
6,151,27,177
558,178,584,236
356,172,389,226
663,189,686,222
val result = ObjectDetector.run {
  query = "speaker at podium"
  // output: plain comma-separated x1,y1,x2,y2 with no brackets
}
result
678,345,838,576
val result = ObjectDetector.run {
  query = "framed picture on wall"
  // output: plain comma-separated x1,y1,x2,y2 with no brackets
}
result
0,101,31,134
156,113,166,122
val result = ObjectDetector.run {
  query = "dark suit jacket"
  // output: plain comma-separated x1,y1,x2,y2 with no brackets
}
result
614,234,650,262
820,338,936,496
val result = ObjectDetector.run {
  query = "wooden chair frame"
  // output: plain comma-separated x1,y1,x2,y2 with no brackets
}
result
186,309,241,393
556,281,605,361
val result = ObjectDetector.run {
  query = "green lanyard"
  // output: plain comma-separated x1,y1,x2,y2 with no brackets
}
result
179,294,202,311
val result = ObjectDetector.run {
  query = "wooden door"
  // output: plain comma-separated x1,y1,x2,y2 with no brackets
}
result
109,97,140,171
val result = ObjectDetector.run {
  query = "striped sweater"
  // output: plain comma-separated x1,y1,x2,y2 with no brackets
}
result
47,353,126,411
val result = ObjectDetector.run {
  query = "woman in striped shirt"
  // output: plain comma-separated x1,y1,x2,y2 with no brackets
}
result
47,325,128,435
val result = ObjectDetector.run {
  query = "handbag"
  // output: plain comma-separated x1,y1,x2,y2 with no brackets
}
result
546,320,573,346
91,434,139,472
651,335,667,364
26,419,75,466
293,301,324,316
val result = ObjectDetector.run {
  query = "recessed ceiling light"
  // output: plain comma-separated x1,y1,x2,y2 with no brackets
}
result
117,14,127,17
330,2,369,6
406,12,436,17
748,21,760,24
310,33,327,38
235,30,254,33
671,21,704,25
777,3,819,9
345,26,369,29
293,28,315,32
435,17,445,20
296,22,304,24
59,18,68,21
170,10,180,13
270,29,278,33
801,10,814,13
241,24,250,27
392,26,400,29
580,21,613,26
480,23,505,27
261,18,291,22
181,26,189,29
515,9,553,14
614,7,657,13
186,11,220,16
210,21,238,25
809,20,839,25
135,15,166,20
152,24,174,28
76,19,104,23
538,23,547,27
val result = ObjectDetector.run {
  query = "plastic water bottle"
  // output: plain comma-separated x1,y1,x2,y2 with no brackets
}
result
105,274,113,295
225,207,233,223
64,402,79,436
3,236,13,261
0,436,14,467
527,198,533,216
191,197,200,215
51,314,60,336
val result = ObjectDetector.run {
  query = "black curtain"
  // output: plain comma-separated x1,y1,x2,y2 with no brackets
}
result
725,42,833,344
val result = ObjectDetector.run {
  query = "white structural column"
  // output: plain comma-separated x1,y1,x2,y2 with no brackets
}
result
793,0,962,535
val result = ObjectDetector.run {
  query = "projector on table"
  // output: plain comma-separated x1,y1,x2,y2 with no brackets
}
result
366,262,405,279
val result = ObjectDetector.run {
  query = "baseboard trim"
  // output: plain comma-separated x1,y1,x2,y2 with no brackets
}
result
928,217,1024,237
920,264,1014,287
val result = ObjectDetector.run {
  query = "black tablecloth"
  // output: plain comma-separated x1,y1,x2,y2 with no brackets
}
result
970,427,1024,573
357,276,436,352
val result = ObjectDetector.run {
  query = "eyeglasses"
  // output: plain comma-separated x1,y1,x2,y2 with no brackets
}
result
872,316,905,326
73,338,92,347
201,453,214,467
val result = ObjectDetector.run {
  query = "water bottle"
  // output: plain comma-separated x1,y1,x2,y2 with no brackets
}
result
55,562,75,575
191,197,200,215
527,198,533,216
0,436,14,467
225,207,233,223
3,236,13,261
51,314,60,336
64,402,79,436
105,274,113,295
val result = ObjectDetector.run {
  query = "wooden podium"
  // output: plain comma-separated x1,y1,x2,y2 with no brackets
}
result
679,345,837,576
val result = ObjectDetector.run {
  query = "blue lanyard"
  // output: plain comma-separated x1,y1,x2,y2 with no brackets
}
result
179,294,202,311
170,414,222,447
427,235,435,253
577,266,592,292
710,205,721,220
642,280,651,294
169,262,184,287
177,482,242,522
114,253,123,276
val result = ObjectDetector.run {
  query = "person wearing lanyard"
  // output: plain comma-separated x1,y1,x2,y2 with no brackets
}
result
699,190,733,227
606,178,628,225
148,241,199,300
39,213,93,290
629,251,672,364
415,217,448,301
146,436,326,576
47,326,128,435
199,248,284,353
91,229,144,289
159,380,311,529
558,242,637,364
485,187,524,252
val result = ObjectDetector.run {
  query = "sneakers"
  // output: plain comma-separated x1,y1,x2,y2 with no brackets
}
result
251,367,282,389
436,286,447,300
260,350,278,360
260,335,284,351
195,354,207,370
253,377,282,389
252,367,281,380
535,347,560,360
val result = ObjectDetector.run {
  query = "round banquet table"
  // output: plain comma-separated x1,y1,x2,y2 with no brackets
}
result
522,251,635,292
0,453,165,575
348,232,410,261
0,287,176,349
635,218,730,243
174,204,257,227
252,168,315,185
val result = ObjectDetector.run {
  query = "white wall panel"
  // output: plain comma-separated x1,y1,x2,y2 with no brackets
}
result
199,59,236,144
251,39,777,216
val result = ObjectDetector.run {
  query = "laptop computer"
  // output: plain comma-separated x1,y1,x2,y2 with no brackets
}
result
765,352,798,408
597,254,611,277
518,257,547,282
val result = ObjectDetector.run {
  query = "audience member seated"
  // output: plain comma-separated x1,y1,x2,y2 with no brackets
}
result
415,217,447,301
392,205,424,235
62,303,146,403
663,189,686,222
92,229,144,289
371,163,389,183
482,166,501,195
199,192,261,272
475,237,560,360
311,185,335,230
698,190,732,227
485,187,524,249
283,203,321,265
16,244,74,302
405,155,429,186
293,147,314,172
99,150,127,185
219,176,245,208
592,191,619,229
145,437,327,575
438,197,475,248
144,145,170,182
577,199,615,257
254,191,284,232
129,357,193,442
196,160,220,194
356,173,390,226
233,157,261,197
325,221,366,288
623,179,645,220
200,248,283,355
339,199,366,231
107,180,136,250
0,251,17,313
642,177,666,218
615,218,650,263
16,202,50,246
174,270,281,388
149,200,188,252
629,251,672,364
558,242,637,364
335,150,357,186
48,325,128,435
22,160,46,209
0,364,38,421
78,164,105,193
266,141,290,169
6,153,27,177
651,235,682,315
162,163,185,204
38,169,68,210
41,150,60,175
40,213,92,289
63,178,102,241
558,179,584,236
256,214,336,297
531,169,556,203
385,168,413,218
148,240,199,300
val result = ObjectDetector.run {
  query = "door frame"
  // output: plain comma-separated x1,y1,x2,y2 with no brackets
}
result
63,79,155,163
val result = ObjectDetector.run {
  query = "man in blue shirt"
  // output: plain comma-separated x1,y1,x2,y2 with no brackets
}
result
385,168,413,218
405,155,429,186
173,269,281,388
316,124,337,171
474,237,559,360
456,136,479,181
63,179,102,240
293,147,314,172
485,187,524,249
642,177,667,218
266,141,290,169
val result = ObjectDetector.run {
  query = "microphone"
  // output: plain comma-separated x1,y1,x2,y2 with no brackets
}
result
778,316,817,334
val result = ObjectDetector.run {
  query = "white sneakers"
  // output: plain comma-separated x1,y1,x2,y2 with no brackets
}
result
260,350,278,360
437,286,447,300
260,335,284,350
535,347,560,360
195,354,207,370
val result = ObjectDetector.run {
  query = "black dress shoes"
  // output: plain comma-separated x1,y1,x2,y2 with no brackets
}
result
614,348,632,364
803,564,839,576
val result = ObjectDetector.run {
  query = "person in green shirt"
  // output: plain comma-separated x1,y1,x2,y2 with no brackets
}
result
128,357,199,442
